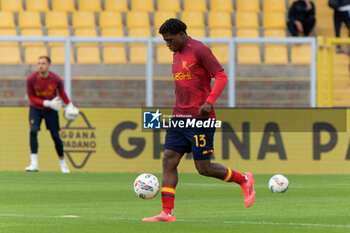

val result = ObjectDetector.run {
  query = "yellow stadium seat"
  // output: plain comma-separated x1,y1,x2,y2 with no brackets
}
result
26,0,49,12
105,0,128,12
99,11,123,28
126,11,150,28
291,44,311,65
181,11,205,28
103,46,127,64
154,11,177,30
235,12,259,29
208,12,232,29
0,12,15,28
128,28,151,37
131,0,154,12
78,0,102,12
237,46,261,64
74,28,98,47
1,0,23,12
129,45,147,64
25,46,48,64
186,28,206,37
52,0,75,12
183,0,207,12
264,29,286,37
101,28,124,46
263,0,286,12
76,47,101,64
211,45,229,64
72,11,95,28
47,29,70,46
0,46,21,64
209,28,232,37
21,29,44,47
263,12,286,29
157,0,181,13
18,11,42,28
50,46,75,64
236,0,260,12
210,0,233,13
0,29,18,46
264,46,288,64
156,45,173,64
46,11,69,29
236,29,259,38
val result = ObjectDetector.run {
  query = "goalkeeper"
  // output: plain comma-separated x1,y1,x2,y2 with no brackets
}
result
25,56,76,173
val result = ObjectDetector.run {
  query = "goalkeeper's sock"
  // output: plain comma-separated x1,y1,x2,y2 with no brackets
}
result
161,186,175,215
222,168,247,185
30,153,38,167
59,158,67,167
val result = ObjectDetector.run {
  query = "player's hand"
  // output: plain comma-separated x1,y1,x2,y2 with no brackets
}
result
294,20,303,33
43,97,63,111
65,102,78,111
198,102,212,117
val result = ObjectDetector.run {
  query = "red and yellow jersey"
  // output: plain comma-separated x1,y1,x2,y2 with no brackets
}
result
172,37,224,118
26,71,70,110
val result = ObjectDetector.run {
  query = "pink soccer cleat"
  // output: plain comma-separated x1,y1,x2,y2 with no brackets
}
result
240,172,256,207
142,211,176,222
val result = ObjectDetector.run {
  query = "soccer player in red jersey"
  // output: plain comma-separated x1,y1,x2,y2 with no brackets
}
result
26,56,77,173
142,19,255,222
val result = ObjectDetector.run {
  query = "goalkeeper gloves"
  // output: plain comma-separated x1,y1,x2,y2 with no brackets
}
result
43,97,63,111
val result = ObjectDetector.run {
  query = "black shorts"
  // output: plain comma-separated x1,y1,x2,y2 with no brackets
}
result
29,105,60,132
164,118,216,160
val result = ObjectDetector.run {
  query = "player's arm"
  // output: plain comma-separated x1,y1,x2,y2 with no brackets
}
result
57,77,79,113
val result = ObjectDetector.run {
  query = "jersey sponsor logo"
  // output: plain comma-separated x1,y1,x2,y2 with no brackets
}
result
173,72,192,81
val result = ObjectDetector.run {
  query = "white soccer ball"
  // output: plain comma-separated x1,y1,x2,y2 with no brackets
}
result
268,174,289,193
63,105,79,121
133,173,160,199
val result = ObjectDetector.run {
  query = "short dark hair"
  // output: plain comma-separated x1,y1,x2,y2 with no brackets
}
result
39,56,51,64
159,18,187,35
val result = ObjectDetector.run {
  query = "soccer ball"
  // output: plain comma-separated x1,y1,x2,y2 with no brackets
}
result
133,173,160,199
268,174,289,193
63,105,79,121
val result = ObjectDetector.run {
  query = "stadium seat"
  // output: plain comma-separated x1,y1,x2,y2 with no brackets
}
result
1,0,23,12
183,0,207,12
235,12,259,29
186,28,206,37
26,0,49,12
154,11,177,30
264,46,288,64
0,46,21,64
156,45,173,64
236,0,260,12
208,12,232,29
209,0,233,13
21,29,44,47
0,29,18,46
76,47,101,64
129,46,147,64
25,46,48,64
78,0,102,12
157,0,181,13
72,11,96,28
0,12,15,28
263,0,286,12
236,29,261,64
18,11,42,28
291,44,311,65
263,12,286,29
99,12,123,29
209,28,232,64
50,46,75,64
52,0,75,12
103,46,127,64
264,29,286,37
74,28,98,46
126,11,150,28
47,29,70,46
104,0,128,12
46,11,69,29
101,28,124,46
181,12,205,28
131,0,154,12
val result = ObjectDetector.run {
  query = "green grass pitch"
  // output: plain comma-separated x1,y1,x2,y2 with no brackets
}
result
0,172,349,233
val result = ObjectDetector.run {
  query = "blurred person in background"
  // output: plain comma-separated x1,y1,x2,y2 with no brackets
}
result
287,0,316,36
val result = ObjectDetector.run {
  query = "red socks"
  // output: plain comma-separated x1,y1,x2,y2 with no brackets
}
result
222,168,247,185
161,186,175,214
